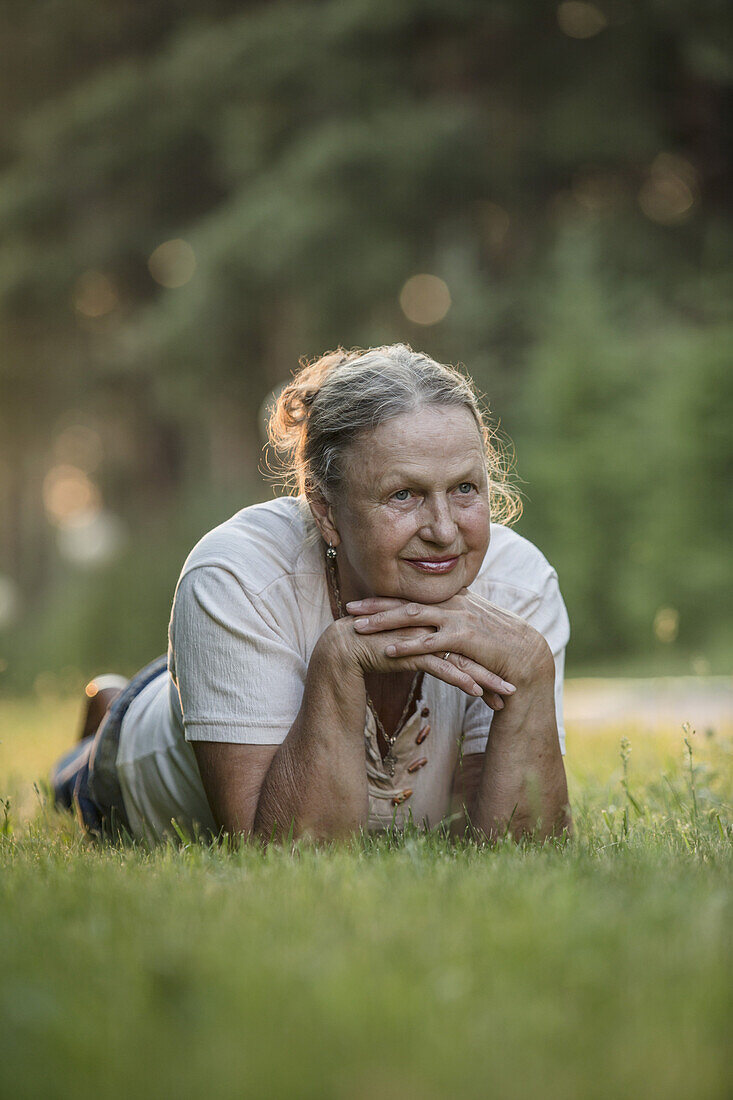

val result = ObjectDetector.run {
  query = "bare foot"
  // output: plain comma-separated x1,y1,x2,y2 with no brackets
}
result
78,674,129,742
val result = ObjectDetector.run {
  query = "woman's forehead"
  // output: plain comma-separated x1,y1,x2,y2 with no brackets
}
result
364,404,481,448
343,405,486,484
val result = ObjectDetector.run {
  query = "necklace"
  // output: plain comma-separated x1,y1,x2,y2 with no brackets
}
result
325,547,420,778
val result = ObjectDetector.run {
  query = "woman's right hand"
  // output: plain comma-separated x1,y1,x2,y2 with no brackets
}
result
316,614,514,710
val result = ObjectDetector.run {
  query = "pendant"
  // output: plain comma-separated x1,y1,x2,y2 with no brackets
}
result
384,749,396,778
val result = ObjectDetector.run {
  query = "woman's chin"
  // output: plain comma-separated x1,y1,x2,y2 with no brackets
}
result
403,556,482,599
396,573,471,604
353,560,481,604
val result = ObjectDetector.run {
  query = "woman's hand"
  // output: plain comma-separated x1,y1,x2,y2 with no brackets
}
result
344,594,570,840
317,612,512,707
344,591,554,703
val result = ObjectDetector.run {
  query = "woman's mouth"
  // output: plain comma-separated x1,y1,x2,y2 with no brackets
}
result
405,556,460,574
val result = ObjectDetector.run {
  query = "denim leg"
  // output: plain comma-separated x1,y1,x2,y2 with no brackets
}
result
51,655,167,838
50,737,103,833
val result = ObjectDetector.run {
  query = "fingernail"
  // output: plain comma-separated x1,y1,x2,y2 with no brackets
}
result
502,682,516,693
353,617,369,629
385,644,397,656
472,685,483,696
346,601,364,610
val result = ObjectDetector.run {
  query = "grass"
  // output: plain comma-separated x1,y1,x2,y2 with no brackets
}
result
0,691,731,1100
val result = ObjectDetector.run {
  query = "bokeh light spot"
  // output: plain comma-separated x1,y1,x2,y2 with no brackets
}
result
399,274,451,326
557,2,607,38
73,271,119,318
53,425,103,472
653,607,679,644
56,510,126,568
638,154,697,225
43,465,101,527
148,239,197,288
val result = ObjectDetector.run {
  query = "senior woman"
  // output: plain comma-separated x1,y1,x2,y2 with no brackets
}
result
52,344,571,843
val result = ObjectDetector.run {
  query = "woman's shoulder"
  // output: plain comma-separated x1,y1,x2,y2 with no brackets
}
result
472,523,560,601
177,496,320,597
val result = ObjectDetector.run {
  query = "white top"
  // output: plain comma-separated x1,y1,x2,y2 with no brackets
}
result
116,496,570,841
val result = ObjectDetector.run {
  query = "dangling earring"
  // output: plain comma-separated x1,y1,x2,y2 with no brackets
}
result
324,541,343,617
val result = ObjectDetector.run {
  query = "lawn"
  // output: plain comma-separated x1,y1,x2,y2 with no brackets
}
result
0,690,731,1100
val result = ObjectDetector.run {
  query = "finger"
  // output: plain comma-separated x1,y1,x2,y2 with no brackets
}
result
444,652,515,698
406,653,485,698
389,653,504,708
353,624,433,647
345,597,410,614
385,636,516,695
355,632,505,705
351,602,445,633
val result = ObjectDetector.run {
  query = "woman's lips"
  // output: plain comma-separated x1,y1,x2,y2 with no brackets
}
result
405,556,460,574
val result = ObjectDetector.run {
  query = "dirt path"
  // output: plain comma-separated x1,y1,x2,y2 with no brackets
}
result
564,676,732,732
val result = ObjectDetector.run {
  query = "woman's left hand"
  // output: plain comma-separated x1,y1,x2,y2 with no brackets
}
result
346,590,553,707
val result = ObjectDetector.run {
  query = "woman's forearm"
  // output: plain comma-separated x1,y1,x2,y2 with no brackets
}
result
471,641,571,841
253,634,369,840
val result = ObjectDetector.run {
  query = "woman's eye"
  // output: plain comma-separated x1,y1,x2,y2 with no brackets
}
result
392,489,411,502
457,482,475,495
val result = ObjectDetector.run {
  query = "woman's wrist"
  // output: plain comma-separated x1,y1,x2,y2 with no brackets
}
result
314,618,363,676
310,620,367,718
502,625,555,689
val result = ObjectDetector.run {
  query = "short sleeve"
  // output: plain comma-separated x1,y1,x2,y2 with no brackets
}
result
169,566,307,744
461,569,570,756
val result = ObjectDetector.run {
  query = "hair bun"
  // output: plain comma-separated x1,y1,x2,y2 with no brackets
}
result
268,348,351,450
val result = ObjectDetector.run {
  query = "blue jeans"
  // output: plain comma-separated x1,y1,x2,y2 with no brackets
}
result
51,655,168,838
51,737,105,833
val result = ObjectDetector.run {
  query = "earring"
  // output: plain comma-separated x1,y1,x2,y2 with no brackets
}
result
326,542,337,561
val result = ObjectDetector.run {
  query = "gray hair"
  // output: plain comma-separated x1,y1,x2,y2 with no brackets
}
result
267,343,521,525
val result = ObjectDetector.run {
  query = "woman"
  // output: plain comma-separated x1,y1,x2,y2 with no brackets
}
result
53,344,571,843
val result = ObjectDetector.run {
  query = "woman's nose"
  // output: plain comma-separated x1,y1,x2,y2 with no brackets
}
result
419,496,458,545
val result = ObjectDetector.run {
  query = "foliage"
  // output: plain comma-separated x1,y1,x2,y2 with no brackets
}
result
0,0,731,684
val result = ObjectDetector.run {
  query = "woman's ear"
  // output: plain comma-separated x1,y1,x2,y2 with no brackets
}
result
307,492,341,547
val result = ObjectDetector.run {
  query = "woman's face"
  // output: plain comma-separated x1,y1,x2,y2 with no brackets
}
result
322,404,491,605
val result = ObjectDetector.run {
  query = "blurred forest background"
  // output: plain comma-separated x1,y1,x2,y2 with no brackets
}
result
0,0,731,693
